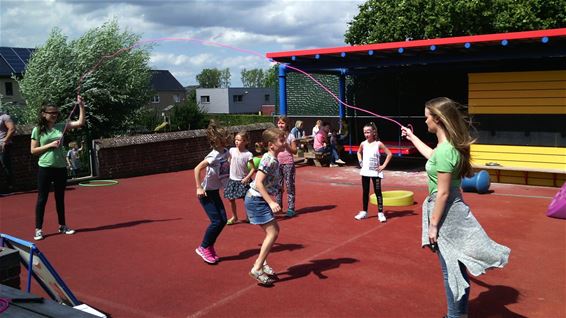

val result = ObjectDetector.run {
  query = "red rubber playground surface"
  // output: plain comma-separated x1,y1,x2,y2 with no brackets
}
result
1,164,564,317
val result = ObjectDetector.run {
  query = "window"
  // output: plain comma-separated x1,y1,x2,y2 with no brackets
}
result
201,95,210,103
173,94,180,103
5,82,13,96
264,94,270,102
151,95,159,103
233,94,243,102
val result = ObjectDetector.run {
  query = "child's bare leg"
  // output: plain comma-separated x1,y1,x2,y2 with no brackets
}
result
252,220,279,272
228,199,238,222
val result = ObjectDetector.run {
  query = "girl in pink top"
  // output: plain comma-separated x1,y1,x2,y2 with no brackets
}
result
276,117,298,217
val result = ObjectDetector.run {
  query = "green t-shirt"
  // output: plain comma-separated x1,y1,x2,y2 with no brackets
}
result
425,141,461,194
31,122,67,168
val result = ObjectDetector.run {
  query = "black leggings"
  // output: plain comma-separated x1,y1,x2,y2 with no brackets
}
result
362,176,383,212
35,167,67,229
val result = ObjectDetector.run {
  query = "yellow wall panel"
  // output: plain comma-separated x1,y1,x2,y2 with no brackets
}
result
468,70,566,114
469,98,565,106
469,82,566,91
469,70,566,83
471,144,566,155
468,106,565,114
469,90,566,99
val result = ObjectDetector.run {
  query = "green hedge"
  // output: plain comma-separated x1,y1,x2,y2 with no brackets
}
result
204,114,274,127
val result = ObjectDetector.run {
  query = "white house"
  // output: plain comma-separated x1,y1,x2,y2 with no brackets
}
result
196,88,274,114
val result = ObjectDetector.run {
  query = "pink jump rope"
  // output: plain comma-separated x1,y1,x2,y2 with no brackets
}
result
63,37,414,141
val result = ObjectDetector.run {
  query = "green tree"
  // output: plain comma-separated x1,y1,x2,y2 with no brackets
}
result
220,68,231,88
241,68,265,87
196,68,222,88
263,65,278,89
18,20,152,138
196,68,231,88
345,0,566,45
171,90,207,130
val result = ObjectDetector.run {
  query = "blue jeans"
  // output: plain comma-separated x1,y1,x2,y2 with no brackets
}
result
438,250,469,318
315,145,339,164
199,190,227,248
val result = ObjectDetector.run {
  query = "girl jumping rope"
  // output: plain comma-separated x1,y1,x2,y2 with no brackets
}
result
276,116,298,217
225,131,255,225
194,120,231,264
245,127,286,286
354,122,392,223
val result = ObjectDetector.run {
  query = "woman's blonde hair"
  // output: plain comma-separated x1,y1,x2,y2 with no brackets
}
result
425,97,475,178
206,119,230,148
294,120,303,129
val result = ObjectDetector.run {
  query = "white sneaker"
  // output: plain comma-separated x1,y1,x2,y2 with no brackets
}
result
335,159,346,165
34,229,44,241
329,163,339,167
378,212,387,223
354,211,368,220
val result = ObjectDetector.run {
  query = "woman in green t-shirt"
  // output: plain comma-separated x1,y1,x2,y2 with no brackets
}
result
401,97,510,318
31,96,86,241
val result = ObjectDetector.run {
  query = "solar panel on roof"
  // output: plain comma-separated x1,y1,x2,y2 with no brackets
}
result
0,47,29,74
13,47,33,62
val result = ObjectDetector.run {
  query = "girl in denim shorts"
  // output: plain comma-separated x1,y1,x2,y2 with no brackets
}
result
245,127,286,285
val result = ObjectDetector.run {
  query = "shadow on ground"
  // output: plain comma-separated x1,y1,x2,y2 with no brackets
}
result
274,257,359,284
469,276,527,318
76,218,182,233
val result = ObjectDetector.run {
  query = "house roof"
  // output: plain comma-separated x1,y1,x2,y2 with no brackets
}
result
150,70,185,91
265,28,566,72
0,47,35,76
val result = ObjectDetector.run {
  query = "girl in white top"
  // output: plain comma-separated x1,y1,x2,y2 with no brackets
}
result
354,123,392,222
225,131,256,224
193,120,231,264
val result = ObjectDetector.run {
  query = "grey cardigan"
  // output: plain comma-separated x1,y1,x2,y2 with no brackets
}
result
422,191,511,301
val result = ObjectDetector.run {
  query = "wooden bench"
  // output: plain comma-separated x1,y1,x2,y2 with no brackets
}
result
303,143,329,167
471,144,566,187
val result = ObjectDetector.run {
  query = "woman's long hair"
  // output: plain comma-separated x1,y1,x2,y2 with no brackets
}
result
36,104,59,135
426,97,476,178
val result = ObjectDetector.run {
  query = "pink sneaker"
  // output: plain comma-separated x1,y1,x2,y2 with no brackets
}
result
209,246,220,262
195,246,216,264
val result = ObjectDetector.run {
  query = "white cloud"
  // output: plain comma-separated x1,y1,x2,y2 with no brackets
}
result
1,0,365,85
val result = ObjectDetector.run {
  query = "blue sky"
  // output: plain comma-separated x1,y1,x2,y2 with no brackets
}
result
0,0,364,87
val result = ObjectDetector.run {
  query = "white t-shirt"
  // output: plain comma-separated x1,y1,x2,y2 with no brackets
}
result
312,125,320,137
229,147,253,181
359,140,384,178
248,153,281,197
201,148,230,190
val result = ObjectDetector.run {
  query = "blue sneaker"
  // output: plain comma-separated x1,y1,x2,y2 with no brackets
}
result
285,209,296,218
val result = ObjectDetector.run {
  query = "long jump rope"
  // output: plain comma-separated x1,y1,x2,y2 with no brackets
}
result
62,37,413,141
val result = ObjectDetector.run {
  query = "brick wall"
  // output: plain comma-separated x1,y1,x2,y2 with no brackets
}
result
0,124,38,192
0,122,274,191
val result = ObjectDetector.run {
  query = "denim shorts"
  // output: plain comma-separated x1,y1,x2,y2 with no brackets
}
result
245,193,275,225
